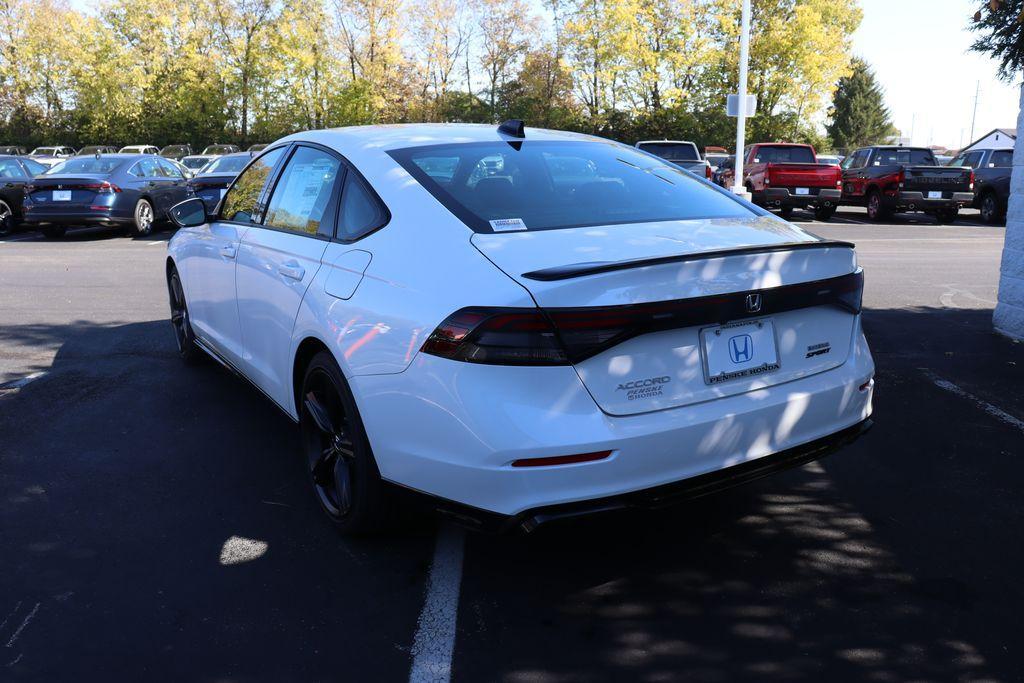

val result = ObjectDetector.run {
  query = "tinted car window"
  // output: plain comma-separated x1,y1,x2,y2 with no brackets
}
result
752,145,815,163
390,141,753,233
219,147,284,224
264,146,341,236
963,151,985,168
158,158,184,179
204,155,251,175
20,158,47,175
637,143,700,162
338,172,388,240
47,157,123,174
0,159,24,178
873,148,935,165
989,150,1013,167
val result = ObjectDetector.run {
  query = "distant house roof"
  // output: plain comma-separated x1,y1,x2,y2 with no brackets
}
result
963,128,1017,151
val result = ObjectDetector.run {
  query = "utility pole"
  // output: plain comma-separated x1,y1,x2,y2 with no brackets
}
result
731,0,752,198
969,80,980,142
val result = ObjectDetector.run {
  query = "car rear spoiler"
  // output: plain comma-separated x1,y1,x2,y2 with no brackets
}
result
520,240,856,282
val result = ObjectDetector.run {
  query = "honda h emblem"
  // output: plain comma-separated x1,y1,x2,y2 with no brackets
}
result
745,293,762,313
729,334,753,364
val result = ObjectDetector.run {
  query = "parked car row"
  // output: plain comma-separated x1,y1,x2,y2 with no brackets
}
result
0,147,257,238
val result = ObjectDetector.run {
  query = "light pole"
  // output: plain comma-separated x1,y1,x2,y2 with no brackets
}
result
731,0,752,197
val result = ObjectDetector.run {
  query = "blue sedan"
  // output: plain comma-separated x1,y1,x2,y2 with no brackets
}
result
22,154,192,238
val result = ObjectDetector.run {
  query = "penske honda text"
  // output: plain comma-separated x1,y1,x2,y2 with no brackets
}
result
165,122,874,534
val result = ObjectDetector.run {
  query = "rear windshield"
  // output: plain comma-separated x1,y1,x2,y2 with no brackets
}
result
161,146,189,155
637,142,700,162
751,145,816,163
45,157,123,174
389,141,753,233
203,155,249,174
181,157,210,169
872,148,935,165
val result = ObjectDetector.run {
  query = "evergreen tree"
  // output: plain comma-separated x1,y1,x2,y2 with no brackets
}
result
826,58,896,151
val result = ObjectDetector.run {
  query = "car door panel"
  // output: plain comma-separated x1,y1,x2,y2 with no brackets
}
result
233,144,343,407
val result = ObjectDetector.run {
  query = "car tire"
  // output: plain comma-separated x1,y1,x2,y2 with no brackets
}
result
814,205,836,221
300,351,392,535
779,205,794,220
979,192,1004,224
935,207,959,224
167,266,202,364
866,190,891,222
0,200,14,237
133,198,155,236
40,226,66,239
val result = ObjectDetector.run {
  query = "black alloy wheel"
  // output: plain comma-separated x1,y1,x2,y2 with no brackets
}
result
980,193,1003,224
300,352,388,534
167,267,201,363
0,200,13,237
866,190,890,222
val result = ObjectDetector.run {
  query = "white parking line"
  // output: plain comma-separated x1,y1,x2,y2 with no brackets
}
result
408,524,465,683
4,602,40,648
920,368,1024,434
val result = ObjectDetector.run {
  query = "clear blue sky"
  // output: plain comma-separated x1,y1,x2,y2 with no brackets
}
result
852,0,1020,149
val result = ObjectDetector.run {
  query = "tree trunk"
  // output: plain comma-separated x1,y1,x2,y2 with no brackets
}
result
994,83,1024,340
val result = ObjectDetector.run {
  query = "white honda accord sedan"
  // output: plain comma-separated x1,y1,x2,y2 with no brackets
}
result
165,122,874,534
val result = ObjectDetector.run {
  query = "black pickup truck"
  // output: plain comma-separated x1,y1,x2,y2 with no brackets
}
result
948,147,1012,224
840,146,974,223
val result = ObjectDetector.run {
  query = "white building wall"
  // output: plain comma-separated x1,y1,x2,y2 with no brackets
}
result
967,130,1015,152
993,90,1024,340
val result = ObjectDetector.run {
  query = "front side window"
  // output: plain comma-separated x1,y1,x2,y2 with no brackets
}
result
158,158,184,179
264,146,341,236
389,141,752,233
219,147,285,223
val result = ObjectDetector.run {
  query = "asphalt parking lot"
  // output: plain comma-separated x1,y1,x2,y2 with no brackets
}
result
2,207,1022,682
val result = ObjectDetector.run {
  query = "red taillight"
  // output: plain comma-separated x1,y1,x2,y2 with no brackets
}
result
705,164,712,179
969,169,975,191
84,181,121,194
421,309,568,365
511,451,612,468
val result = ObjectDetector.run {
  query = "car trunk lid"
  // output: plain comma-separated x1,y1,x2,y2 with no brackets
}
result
26,175,113,208
471,217,861,415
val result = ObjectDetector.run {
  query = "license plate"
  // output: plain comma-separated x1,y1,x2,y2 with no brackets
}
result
701,319,780,385
795,187,809,195
928,190,942,199
52,190,71,201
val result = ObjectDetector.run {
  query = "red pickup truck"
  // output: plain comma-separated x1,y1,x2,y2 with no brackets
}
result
721,143,842,221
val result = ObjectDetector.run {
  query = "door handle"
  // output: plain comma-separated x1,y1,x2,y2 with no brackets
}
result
220,244,236,259
278,262,305,281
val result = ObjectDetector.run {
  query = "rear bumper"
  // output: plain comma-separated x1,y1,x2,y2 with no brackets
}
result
21,212,134,227
895,191,973,208
428,417,872,533
762,188,841,207
352,319,875,519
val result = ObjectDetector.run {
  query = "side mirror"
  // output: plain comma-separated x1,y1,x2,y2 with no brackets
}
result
169,197,208,228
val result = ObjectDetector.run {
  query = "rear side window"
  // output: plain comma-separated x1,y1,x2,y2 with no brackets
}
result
20,158,46,175
752,146,815,163
338,173,388,240
220,147,285,224
389,141,752,233
263,146,341,236
989,150,1013,167
158,158,184,179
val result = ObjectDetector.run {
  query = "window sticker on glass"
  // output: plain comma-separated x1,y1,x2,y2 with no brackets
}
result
489,218,528,232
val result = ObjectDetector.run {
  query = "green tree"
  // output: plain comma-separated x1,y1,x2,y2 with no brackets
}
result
969,0,1024,81
825,57,896,150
